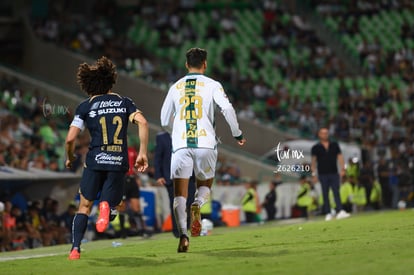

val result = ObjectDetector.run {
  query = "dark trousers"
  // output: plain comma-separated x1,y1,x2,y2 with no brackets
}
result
379,179,392,208
319,173,343,214
264,206,276,221
342,202,353,213
244,212,257,223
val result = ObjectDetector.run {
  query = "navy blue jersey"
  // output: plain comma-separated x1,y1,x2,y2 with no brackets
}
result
70,93,140,171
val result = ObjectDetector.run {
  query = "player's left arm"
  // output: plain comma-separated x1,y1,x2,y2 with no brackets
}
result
130,111,149,173
213,83,246,146
160,89,175,134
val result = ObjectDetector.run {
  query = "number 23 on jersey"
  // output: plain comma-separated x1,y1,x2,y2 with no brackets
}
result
179,95,202,120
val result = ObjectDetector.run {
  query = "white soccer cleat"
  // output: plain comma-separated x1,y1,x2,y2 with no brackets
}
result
325,213,334,221
336,210,351,220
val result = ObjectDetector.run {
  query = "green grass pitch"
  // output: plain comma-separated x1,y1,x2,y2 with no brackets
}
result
1,210,413,275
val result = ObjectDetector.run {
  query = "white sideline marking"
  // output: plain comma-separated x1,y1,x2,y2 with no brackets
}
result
0,253,61,262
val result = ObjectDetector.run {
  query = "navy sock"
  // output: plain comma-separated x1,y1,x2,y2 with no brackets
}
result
71,213,88,251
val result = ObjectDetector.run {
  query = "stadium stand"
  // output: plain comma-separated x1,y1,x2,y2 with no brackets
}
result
28,1,412,143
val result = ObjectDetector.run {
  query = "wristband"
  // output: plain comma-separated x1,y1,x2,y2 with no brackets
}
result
235,134,244,141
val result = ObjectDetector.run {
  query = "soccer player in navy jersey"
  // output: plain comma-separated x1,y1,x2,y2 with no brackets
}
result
65,56,149,260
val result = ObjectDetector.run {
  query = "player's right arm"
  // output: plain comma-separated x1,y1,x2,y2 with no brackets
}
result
65,107,85,169
160,88,175,134
212,82,246,146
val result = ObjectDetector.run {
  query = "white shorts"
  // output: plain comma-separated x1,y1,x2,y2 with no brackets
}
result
170,148,217,180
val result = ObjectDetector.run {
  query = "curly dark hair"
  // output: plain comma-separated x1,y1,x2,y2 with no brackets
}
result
77,56,117,96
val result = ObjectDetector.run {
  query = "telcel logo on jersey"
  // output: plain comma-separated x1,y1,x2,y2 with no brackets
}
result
99,100,122,108
273,142,310,173
94,100,126,115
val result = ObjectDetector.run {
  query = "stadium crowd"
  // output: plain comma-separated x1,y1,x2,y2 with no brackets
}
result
314,0,414,78
0,75,71,171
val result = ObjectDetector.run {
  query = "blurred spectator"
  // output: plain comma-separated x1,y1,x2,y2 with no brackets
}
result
241,179,260,223
370,179,382,210
261,177,277,221
294,175,315,218
376,156,392,208
221,47,237,69
352,179,367,213
358,160,375,206
248,48,264,70
266,90,280,121
219,8,237,33
298,107,318,137
340,175,354,213
205,23,220,40
39,198,66,245
237,102,256,120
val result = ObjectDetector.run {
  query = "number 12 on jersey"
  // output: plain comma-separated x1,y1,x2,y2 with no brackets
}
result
99,116,123,145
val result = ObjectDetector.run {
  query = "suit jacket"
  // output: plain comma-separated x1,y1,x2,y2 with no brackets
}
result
154,131,172,186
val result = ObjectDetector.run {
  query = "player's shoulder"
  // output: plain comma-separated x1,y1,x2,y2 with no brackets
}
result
108,92,128,101
195,76,223,95
198,74,221,86
109,92,137,105
122,95,135,104
76,97,91,111
169,75,188,90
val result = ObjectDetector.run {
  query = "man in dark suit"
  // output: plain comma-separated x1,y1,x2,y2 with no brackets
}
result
154,131,195,238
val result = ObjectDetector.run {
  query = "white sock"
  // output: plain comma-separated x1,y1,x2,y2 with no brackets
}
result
195,186,210,207
173,196,187,236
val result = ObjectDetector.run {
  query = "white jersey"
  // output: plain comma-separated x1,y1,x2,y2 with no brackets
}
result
160,73,242,152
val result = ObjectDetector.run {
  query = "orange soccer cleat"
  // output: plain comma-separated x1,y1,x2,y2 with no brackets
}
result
190,202,202,237
68,249,80,260
96,201,110,233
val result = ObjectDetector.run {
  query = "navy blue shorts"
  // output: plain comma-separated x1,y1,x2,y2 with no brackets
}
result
79,167,126,207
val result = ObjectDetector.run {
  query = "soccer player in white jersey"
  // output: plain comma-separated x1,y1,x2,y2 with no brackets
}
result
161,47,246,252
